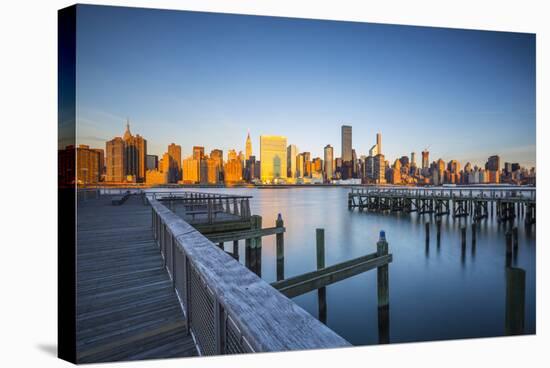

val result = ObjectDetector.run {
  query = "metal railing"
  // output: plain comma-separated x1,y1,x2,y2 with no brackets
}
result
76,188,100,202
149,198,350,355
149,191,252,225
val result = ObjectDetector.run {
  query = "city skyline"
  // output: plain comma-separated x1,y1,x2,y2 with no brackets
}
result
75,6,535,168
80,120,536,172
66,121,535,187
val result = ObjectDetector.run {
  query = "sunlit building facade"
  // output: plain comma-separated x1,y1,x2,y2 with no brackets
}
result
260,135,287,183
287,144,298,178
324,144,334,182
182,157,199,184
106,137,125,182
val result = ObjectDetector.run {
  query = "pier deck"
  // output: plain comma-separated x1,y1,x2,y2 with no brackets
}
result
76,195,197,363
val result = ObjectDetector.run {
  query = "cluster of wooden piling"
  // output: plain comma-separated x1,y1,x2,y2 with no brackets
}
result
423,219,526,335
348,188,536,226
270,229,392,344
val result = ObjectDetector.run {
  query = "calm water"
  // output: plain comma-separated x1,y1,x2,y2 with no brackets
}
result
154,187,536,345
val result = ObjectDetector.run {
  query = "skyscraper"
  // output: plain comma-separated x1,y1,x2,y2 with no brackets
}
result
411,152,416,167
227,149,238,161
91,148,105,178
199,157,219,185
224,157,243,183
341,125,352,163
374,154,386,184
391,159,401,184
260,135,287,183
422,150,430,170
113,121,147,183
245,132,252,160
302,151,311,177
146,154,158,171
106,137,125,182
192,146,204,161
485,155,501,183
287,144,298,178
486,155,501,172
296,153,304,178
210,149,223,180
168,143,182,183
369,144,379,157
76,145,101,184
182,157,199,184
376,133,382,155
324,144,334,182
311,157,323,179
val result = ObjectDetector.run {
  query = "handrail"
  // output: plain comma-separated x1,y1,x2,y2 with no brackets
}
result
149,198,350,355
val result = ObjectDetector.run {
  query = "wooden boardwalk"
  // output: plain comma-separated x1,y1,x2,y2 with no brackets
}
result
76,195,197,363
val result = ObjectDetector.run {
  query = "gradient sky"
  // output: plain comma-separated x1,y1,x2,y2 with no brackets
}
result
75,5,536,168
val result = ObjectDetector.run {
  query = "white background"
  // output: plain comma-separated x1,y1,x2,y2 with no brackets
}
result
0,0,547,367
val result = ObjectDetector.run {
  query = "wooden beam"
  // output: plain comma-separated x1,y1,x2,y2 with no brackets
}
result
271,253,392,298
206,226,286,243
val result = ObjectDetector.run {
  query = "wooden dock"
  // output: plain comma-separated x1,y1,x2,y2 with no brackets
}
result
349,187,536,225
76,195,197,363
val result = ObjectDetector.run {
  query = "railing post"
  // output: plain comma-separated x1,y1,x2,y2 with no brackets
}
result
208,198,213,224
171,234,176,288
214,301,225,354
233,240,239,260
233,198,239,215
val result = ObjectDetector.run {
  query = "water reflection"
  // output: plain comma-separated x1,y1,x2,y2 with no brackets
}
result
155,187,535,346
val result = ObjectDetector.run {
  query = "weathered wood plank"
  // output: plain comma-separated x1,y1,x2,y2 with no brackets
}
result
76,195,197,363
205,226,285,243
271,253,393,298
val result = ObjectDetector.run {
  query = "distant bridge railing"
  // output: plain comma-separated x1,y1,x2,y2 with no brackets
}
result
148,198,350,355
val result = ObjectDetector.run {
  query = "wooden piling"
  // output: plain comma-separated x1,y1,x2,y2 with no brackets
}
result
505,267,525,335
436,219,441,246
276,214,285,281
425,222,430,244
377,231,390,344
316,228,327,324
505,231,513,268
512,227,518,251
316,228,325,270
253,215,262,249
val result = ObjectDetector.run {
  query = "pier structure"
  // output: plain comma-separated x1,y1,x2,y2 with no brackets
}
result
348,187,536,225
77,189,354,362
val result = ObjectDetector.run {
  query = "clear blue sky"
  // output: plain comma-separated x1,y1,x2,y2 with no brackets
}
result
76,4,536,168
